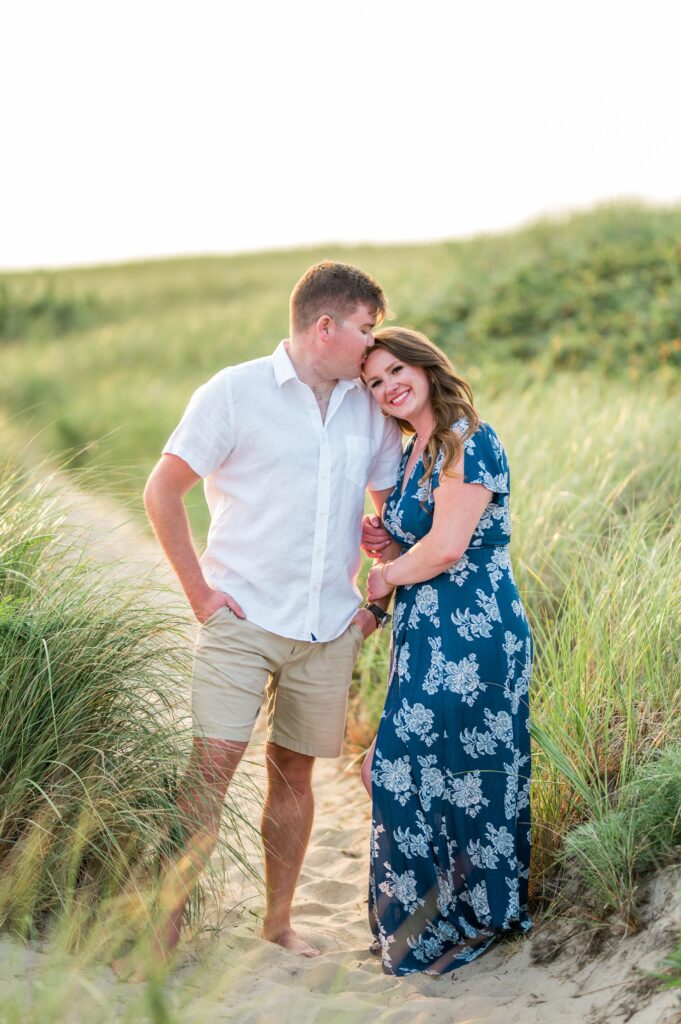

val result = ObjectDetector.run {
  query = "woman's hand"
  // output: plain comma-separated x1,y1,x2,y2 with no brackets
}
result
367,563,393,601
360,735,377,797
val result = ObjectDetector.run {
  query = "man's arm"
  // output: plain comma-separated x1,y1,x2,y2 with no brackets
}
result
364,487,402,561
144,453,245,622
353,486,400,632
367,486,392,518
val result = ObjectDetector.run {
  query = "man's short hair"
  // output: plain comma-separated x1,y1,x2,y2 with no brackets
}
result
290,261,388,333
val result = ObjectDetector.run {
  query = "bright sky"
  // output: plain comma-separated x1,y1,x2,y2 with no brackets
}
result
2,0,680,269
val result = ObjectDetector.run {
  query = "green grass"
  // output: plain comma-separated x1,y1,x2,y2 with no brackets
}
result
658,926,681,991
423,204,681,378
561,745,681,922
0,462,260,949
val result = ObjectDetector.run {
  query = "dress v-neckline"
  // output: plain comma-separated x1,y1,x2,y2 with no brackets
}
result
399,438,422,497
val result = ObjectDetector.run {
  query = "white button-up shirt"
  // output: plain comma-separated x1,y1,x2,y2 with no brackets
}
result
163,342,403,641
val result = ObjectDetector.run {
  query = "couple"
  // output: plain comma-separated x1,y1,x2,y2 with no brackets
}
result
139,261,532,978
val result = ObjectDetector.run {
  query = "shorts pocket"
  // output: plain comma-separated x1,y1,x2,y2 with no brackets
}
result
348,621,364,655
202,604,232,627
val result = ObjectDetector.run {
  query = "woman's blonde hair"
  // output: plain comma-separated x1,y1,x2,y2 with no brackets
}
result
368,327,479,491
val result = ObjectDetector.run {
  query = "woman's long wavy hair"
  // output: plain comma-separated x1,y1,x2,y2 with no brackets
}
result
368,327,479,491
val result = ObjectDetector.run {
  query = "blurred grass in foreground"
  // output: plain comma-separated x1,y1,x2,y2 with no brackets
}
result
0,462,261,956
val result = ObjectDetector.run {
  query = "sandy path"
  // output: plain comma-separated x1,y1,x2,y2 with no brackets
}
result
1,484,679,1023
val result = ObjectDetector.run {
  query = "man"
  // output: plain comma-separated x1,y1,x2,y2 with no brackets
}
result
135,261,402,969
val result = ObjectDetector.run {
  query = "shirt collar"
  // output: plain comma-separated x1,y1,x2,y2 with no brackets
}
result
272,341,298,386
271,341,359,393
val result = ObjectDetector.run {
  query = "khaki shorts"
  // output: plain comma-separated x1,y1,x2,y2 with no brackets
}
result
191,606,364,758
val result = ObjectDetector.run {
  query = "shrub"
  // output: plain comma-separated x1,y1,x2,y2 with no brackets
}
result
0,466,259,945
562,745,681,921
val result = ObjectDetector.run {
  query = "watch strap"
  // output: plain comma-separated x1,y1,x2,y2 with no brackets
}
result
363,602,392,628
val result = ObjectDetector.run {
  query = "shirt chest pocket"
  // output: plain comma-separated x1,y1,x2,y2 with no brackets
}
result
343,435,372,488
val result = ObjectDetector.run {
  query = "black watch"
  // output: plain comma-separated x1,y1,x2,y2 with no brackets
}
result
363,602,392,629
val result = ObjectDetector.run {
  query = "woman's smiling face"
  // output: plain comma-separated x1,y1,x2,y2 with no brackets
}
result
363,347,431,423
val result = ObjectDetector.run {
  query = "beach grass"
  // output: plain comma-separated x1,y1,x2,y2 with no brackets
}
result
561,745,681,923
0,464,261,953
659,927,681,992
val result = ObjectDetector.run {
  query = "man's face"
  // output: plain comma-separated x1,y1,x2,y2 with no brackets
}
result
325,303,378,379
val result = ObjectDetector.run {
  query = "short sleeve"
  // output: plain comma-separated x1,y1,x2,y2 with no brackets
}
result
368,414,403,491
430,419,510,499
463,422,510,498
162,369,236,478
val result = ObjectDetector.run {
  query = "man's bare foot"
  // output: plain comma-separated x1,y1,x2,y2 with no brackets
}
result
263,926,321,958
111,943,164,984
111,945,174,984
112,954,154,985
111,930,177,984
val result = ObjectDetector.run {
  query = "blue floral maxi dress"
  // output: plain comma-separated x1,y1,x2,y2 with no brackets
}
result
369,419,533,975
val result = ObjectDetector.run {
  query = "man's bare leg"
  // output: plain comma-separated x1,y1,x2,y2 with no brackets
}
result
261,742,320,957
113,735,247,981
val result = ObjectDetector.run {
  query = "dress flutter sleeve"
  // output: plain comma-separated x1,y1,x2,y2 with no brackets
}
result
429,419,510,503
462,421,510,500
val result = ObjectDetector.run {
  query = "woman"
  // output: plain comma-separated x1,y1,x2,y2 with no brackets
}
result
360,327,532,976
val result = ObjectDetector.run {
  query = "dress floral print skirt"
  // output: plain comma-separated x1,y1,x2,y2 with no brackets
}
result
369,419,533,975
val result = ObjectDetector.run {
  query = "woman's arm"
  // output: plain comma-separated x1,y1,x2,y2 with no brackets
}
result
367,455,492,598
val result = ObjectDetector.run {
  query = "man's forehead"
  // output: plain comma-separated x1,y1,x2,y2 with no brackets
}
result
348,302,378,325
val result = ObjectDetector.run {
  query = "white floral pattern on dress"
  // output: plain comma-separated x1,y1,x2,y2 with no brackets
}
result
447,552,479,586
378,865,424,915
394,698,439,747
407,583,441,630
394,810,433,858
372,751,417,806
